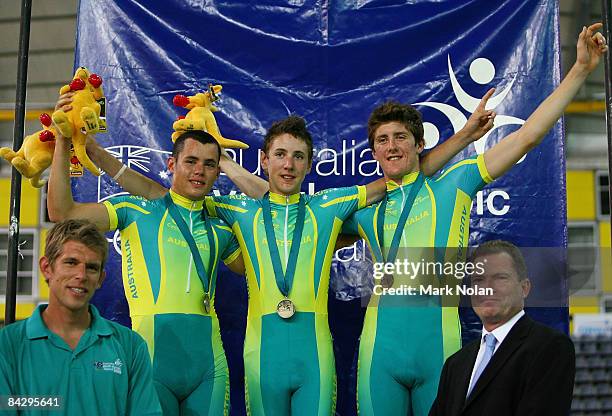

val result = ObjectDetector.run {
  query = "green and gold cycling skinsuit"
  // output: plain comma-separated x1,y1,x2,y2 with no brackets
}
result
343,155,492,416
207,186,366,416
104,189,240,415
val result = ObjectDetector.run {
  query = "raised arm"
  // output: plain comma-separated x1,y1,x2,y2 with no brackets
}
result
484,23,607,179
420,88,496,176
219,150,269,198
47,134,110,231
86,138,169,200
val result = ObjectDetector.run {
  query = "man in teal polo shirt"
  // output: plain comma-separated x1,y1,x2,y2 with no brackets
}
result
0,219,161,415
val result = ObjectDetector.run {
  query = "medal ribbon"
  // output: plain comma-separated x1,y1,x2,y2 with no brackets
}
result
375,172,425,264
262,193,306,298
163,194,216,294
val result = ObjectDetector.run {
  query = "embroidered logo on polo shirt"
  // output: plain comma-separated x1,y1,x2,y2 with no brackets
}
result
93,359,123,375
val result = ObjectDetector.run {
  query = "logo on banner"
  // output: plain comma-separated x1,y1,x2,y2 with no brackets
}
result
415,55,526,163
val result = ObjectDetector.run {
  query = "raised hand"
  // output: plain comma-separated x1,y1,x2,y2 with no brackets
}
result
55,91,75,114
576,23,608,74
463,88,496,141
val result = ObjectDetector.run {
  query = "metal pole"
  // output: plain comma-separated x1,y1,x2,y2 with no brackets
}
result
603,1,612,254
5,0,33,324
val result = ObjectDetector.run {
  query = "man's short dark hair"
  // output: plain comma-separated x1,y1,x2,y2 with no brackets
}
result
172,130,221,161
45,219,108,267
469,240,528,281
263,116,314,162
367,101,425,150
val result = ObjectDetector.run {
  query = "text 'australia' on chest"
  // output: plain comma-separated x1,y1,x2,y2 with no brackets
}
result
382,194,430,228
165,237,212,250
165,222,212,250
262,235,313,246
382,209,430,230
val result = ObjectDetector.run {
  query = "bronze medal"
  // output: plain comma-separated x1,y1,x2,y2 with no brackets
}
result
277,299,296,319
381,273,394,289
203,293,211,314
263,194,305,321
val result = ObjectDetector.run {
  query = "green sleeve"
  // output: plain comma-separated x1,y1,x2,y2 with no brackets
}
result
205,195,251,226
221,232,241,265
315,185,367,221
103,194,153,231
434,154,492,198
212,220,241,265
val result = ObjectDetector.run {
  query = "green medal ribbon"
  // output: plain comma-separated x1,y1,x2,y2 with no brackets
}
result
262,193,306,297
163,194,216,295
375,172,424,263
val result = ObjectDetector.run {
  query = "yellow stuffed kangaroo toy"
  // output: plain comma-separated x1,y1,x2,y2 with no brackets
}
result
0,113,58,188
172,84,249,149
52,66,104,176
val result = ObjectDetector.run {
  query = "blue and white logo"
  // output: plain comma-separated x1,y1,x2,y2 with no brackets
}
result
93,358,123,375
415,55,526,163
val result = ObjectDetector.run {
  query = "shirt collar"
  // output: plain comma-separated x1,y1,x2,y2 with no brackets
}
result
268,191,301,205
26,305,51,339
481,309,525,346
26,304,113,340
386,171,420,192
169,189,204,210
89,304,113,337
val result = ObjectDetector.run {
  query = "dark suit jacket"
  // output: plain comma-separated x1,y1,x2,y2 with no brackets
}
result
429,314,575,416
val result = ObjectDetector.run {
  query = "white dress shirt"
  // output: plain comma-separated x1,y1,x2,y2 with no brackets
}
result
467,310,525,396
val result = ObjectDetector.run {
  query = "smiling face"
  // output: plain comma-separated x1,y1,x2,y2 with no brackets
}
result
470,252,531,331
41,240,105,315
372,121,424,183
261,133,312,196
168,138,220,200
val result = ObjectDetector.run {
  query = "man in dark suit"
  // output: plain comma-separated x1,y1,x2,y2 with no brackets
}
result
429,240,575,416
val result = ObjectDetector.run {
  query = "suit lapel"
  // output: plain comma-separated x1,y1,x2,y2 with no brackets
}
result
463,315,533,408
458,341,480,400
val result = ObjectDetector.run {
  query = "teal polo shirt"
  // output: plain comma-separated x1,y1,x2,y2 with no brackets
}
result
0,304,161,415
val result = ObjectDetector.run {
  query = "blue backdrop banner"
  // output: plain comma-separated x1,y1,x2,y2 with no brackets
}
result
73,1,565,414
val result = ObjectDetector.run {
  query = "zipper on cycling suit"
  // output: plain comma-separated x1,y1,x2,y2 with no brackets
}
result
399,184,407,247
283,196,289,269
186,199,196,293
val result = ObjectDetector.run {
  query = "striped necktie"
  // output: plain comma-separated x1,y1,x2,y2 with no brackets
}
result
467,333,497,397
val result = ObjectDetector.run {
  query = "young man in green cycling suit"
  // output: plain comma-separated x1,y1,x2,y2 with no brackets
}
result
343,23,607,416
47,128,245,415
